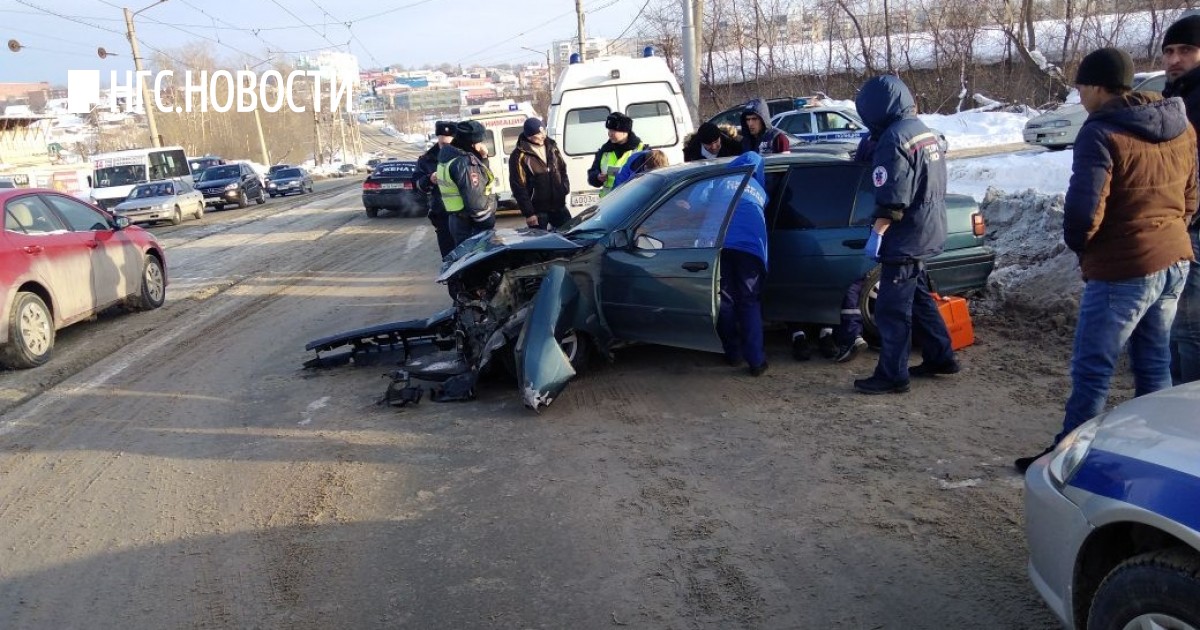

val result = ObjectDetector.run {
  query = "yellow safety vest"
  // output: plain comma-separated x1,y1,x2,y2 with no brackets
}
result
598,142,645,197
437,156,494,213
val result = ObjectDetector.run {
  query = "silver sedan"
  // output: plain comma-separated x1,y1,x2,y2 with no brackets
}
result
113,179,206,226
1024,382,1200,629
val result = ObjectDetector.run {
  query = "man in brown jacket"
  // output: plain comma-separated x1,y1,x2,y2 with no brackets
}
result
1016,48,1197,472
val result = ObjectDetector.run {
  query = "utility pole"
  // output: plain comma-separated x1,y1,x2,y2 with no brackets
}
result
681,0,699,123
245,65,270,166
123,1,167,148
575,0,586,62
337,111,348,162
314,110,323,166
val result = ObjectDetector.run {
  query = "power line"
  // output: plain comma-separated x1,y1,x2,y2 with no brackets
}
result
454,0,623,64
608,0,653,49
348,0,439,23
13,0,125,36
177,0,285,55
266,0,348,53
6,26,116,51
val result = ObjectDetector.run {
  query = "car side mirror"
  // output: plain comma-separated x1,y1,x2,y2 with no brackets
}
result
113,215,132,230
610,230,630,249
635,234,664,250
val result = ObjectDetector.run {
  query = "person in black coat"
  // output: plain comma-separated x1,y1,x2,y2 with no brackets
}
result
683,122,743,162
414,120,457,257
509,118,571,229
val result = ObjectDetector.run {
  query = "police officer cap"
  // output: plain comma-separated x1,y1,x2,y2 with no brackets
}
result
605,112,633,133
455,120,486,144
435,120,457,137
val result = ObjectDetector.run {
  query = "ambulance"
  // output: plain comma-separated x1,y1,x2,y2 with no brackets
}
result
546,49,695,214
459,100,537,209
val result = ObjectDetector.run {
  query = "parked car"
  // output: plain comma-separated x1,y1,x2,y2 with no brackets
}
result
362,161,426,218
707,95,820,129
1024,381,1200,629
711,98,949,153
1024,71,1167,150
112,178,205,225
0,189,167,368
266,167,313,197
366,158,384,170
309,152,994,409
194,163,266,210
338,164,360,178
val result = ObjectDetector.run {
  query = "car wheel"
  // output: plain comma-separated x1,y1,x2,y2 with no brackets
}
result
134,254,166,310
214,204,223,211
236,190,248,209
269,193,277,198
0,292,54,369
194,202,204,220
169,205,183,226
365,206,379,218
1047,145,1068,152
859,265,882,342
1087,548,1200,630
256,188,266,205
557,329,591,373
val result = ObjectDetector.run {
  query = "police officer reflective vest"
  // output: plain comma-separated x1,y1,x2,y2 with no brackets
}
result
598,142,646,197
437,155,494,213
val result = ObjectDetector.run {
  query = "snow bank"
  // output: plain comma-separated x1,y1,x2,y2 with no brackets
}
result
948,150,1073,201
919,111,1036,150
977,189,1082,322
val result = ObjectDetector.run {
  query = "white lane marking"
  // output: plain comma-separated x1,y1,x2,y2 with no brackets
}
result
404,226,428,257
299,396,330,425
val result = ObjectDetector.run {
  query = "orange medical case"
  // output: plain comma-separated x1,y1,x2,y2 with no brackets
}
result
932,294,975,350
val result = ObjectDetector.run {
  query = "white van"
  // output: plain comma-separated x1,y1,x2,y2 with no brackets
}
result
546,51,694,213
88,146,192,210
460,100,538,209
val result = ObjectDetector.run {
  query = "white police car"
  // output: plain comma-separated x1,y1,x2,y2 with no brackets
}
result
1024,382,1200,629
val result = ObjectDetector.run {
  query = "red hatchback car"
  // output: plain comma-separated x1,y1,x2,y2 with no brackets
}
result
0,189,167,369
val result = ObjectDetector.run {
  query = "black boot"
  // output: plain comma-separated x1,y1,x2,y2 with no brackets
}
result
1014,446,1055,473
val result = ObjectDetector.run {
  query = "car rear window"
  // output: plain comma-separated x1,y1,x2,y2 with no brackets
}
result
626,101,677,148
563,106,611,156
774,165,858,230
373,162,416,177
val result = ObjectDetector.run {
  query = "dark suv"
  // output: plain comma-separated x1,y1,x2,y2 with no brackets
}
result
195,163,266,210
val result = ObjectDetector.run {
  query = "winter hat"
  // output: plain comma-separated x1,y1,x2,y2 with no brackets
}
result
605,112,633,133
523,117,545,136
455,120,486,144
1163,15,1200,50
435,120,456,137
1075,47,1134,90
696,122,722,144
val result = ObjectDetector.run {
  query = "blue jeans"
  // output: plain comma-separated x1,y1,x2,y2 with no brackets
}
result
1171,230,1200,384
718,249,766,368
1058,261,1189,442
872,262,954,384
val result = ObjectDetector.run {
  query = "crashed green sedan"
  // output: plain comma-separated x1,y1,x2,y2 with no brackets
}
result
305,153,995,411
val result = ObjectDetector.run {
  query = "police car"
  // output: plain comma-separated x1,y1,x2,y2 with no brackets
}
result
771,105,870,144
1024,382,1200,629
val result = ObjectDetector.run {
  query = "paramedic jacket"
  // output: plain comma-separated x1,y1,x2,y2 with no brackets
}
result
721,152,769,268
854,75,947,263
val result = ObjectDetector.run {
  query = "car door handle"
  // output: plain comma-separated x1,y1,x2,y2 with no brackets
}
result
22,245,43,254
843,239,867,249
682,262,709,272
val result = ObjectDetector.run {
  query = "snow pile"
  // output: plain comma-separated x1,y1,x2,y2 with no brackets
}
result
948,150,1074,201
920,110,1036,150
977,189,1082,321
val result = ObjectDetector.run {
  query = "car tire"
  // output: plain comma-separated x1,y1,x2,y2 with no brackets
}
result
134,254,166,310
365,206,379,218
236,190,248,209
1087,548,1200,630
1047,145,1069,152
269,193,277,198
860,265,882,342
169,205,183,226
0,291,54,369
256,189,266,205
213,204,223,212
557,328,591,373
194,202,204,220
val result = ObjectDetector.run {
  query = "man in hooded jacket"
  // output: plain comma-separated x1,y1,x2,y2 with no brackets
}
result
1015,48,1197,472
438,120,497,246
716,152,770,376
1161,14,1200,384
739,99,790,155
684,122,743,162
415,120,457,257
509,117,571,229
587,112,645,197
852,75,957,395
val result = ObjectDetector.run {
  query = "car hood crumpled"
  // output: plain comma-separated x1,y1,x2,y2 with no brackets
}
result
436,228,584,284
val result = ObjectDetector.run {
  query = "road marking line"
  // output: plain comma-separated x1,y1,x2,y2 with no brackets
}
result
299,396,330,425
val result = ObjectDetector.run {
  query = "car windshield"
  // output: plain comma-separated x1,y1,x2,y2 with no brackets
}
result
94,165,147,188
129,182,174,198
199,165,239,181
562,172,664,236
340,165,355,171
276,168,302,178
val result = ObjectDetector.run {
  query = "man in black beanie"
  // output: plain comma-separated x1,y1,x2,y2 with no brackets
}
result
683,121,743,162
1162,13,1200,385
415,120,458,257
436,120,497,246
1015,47,1197,473
586,112,645,197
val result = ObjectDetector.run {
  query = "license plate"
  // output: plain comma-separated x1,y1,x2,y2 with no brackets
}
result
570,192,599,207
381,183,404,190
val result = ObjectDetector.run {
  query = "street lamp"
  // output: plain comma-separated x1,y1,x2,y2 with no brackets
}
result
124,0,168,147
520,46,553,95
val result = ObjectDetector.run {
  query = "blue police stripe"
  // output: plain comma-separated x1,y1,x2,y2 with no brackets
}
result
1069,448,1200,533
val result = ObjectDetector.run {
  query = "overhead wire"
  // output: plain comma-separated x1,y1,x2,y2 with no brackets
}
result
455,0,624,64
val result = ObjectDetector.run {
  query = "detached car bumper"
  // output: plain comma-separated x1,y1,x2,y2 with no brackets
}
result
1024,456,1092,629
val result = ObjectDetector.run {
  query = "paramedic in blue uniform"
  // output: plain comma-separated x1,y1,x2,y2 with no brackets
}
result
717,152,771,376
852,75,958,395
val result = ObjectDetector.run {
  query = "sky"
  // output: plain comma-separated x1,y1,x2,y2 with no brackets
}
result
0,0,653,85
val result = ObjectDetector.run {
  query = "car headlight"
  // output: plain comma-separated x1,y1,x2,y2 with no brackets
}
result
224,183,239,191
1046,120,1071,128
1047,414,1105,486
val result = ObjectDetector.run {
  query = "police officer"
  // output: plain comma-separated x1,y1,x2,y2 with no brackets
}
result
587,112,645,197
415,120,457,257
852,75,958,395
438,120,498,246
